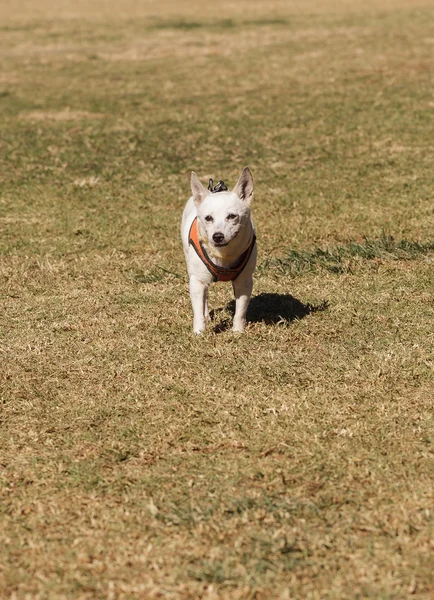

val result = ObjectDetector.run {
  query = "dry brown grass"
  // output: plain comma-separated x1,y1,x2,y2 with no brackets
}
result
1,1,434,598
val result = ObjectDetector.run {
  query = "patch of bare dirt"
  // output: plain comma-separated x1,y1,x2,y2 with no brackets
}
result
21,108,105,121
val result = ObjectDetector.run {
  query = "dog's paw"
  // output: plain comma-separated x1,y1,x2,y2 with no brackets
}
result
193,320,206,335
232,320,246,333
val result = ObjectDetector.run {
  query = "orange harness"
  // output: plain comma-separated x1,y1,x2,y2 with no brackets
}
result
189,217,256,282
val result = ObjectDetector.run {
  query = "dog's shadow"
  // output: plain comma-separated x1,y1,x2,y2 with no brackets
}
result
210,293,328,333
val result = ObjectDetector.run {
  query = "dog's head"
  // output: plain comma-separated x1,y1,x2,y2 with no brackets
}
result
190,167,254,249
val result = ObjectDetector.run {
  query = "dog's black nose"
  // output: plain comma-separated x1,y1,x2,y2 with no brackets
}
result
212,232,225,244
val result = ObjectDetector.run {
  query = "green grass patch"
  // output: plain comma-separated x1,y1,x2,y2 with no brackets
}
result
262,234,434,276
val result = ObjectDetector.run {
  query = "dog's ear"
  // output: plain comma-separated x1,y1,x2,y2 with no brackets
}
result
233,167,254,205
190,172,208,207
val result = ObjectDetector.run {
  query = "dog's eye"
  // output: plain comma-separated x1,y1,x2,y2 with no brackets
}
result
227,213,237,220
205,215,214,223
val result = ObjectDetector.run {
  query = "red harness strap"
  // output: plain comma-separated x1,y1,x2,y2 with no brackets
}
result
188,217,256,282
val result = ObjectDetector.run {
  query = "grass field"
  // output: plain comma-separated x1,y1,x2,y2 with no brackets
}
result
1,1,433,598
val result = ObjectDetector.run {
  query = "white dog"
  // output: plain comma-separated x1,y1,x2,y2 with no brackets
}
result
181,167,257,333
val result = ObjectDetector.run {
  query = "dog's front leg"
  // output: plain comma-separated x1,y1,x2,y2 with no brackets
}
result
204,287,210,321
232,275,253,333
190,275,208,334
